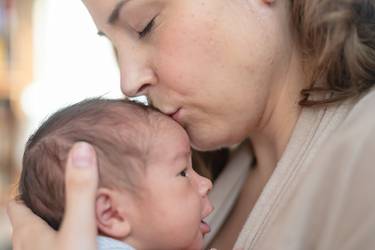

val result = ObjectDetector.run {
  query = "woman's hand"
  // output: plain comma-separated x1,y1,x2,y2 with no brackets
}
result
7,142,98,250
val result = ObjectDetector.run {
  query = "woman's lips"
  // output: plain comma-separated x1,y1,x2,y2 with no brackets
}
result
170,108,181,121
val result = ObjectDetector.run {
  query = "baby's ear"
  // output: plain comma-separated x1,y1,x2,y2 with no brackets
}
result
95,188,132,239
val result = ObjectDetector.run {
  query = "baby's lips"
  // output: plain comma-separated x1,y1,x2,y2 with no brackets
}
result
200,219,211,235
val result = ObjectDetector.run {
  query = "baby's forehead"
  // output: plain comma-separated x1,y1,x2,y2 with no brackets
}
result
151,113,189,140
114,105,191,158
145,114,190,152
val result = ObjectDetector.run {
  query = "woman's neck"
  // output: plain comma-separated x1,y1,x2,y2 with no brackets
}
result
250,48,308,174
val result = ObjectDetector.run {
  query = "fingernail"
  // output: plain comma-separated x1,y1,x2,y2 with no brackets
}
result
71,142,94,168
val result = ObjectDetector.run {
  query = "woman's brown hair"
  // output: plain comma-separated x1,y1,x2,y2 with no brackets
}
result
291,0,375,106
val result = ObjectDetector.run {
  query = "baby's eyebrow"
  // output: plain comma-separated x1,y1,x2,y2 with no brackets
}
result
173,149,191,163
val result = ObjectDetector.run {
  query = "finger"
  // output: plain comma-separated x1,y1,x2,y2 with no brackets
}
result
7,200,32,228
60,142,98,249
7,201,55,250
7,200,49,230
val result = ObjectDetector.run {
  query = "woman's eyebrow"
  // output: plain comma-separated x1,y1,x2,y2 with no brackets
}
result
108,0,131,24
97,0,131,36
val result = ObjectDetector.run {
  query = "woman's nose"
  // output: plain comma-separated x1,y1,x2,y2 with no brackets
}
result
117,47,157,97
120,67,157,97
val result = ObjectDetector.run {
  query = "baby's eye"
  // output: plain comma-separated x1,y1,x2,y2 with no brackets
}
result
179,168,189,177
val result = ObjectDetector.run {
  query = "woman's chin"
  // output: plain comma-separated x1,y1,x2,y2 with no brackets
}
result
185,119,247,151
190,137,221,151
189,129,241,151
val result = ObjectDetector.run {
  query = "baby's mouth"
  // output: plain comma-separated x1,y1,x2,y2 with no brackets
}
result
200,220,211,236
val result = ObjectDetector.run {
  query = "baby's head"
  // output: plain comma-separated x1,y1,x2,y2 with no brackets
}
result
19,98,213,250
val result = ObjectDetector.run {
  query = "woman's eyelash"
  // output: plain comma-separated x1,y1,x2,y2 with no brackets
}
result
139,17,155,38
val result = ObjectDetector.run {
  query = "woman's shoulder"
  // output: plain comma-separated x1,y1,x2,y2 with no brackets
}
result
335,87,375,144
342,87,375,128
307,87,375,185
246,89,375,250
322,87,375,164
290,88,375,249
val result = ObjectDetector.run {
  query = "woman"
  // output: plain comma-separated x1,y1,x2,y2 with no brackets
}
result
8,0,375,249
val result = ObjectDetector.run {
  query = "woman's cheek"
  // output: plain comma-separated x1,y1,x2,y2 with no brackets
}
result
154,32,201,93
155,20,224,88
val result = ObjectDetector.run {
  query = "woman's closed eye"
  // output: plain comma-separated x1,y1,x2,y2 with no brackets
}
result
139,17,156,38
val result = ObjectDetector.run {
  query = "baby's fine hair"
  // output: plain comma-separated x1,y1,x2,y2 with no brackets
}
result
19,98,165,230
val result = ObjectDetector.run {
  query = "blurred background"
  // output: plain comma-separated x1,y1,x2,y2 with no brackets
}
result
0,0,124,248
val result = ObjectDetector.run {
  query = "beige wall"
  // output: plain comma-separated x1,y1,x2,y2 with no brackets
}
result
0,0,33,114
0,1,34,249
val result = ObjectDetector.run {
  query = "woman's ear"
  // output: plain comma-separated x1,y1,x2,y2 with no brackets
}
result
95,188,132,239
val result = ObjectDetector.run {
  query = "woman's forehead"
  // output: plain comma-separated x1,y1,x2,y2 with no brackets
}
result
83,0,166,35
82,0,161,18
82,0,120,27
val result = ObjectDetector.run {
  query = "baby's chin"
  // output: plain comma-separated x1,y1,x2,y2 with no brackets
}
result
182,231,205,250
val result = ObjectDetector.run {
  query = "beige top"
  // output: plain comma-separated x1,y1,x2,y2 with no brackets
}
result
205,87,375,249
205,143,253,247
232,87,375,250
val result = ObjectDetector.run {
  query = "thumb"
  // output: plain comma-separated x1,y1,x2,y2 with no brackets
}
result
59,142,98,250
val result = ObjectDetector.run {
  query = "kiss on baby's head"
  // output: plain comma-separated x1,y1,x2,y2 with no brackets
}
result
19,98,213,250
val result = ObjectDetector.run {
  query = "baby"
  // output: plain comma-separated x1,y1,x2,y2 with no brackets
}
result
18,98,213,250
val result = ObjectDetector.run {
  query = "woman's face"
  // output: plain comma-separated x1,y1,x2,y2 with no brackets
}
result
83,0,294,150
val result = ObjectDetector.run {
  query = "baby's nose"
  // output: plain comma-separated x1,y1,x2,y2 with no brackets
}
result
198,175,213,197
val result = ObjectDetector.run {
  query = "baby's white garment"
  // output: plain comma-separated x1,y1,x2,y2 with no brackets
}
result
97,236,135,250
